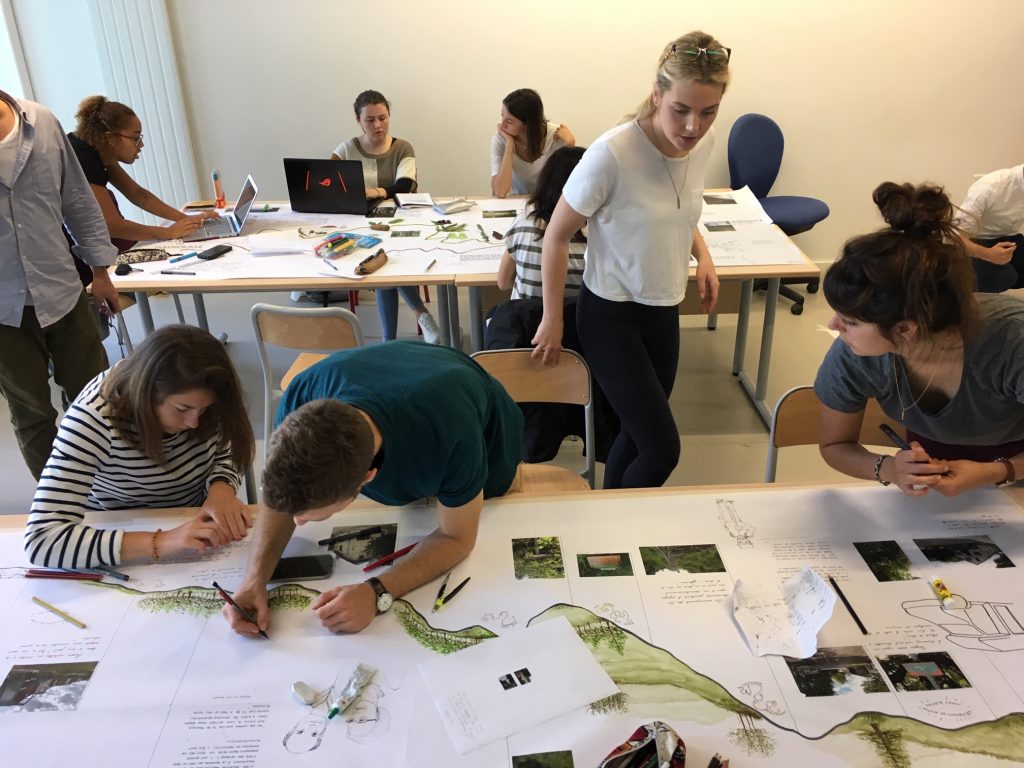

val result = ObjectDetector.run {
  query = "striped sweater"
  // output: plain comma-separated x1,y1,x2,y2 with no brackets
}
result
25,370,241,568
505,209,586,300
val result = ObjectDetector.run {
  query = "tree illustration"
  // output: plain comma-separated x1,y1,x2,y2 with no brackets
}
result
858,715,910,768
728,711,775,757
587,691,628,715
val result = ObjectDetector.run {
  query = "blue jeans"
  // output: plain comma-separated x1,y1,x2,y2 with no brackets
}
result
376,286,425,341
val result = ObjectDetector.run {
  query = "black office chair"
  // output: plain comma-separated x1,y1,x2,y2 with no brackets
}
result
728,114,829,315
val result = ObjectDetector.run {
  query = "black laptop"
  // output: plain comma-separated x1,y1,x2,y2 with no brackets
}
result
284,158,387,215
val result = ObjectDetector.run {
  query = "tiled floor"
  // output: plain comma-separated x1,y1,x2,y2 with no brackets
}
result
0,280,848,514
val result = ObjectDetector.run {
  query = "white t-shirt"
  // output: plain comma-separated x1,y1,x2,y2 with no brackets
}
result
956,164,1024,238
561,121,714,306
490,120,565,196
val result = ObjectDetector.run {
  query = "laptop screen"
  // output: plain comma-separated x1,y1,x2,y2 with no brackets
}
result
231,175,258,229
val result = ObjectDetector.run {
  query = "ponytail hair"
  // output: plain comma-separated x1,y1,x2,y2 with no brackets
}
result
824,181,978,343
628,30,731,122
74,95,136,165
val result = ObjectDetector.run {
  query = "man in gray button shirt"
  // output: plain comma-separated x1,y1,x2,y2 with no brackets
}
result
0,89,120,480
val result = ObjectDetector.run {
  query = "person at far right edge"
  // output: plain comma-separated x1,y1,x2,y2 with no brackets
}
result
815,181,1024,496
955,163,1024,293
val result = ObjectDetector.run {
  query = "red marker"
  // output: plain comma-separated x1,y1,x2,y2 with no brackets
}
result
362,543,416,572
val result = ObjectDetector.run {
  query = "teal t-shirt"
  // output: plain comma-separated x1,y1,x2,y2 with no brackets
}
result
276,341,523,507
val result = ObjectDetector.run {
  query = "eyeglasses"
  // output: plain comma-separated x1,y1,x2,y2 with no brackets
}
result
672,44,732,63
114,133,144,146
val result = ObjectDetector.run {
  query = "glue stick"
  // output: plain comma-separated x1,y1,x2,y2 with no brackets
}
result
211,169,225,209
930,576,955,608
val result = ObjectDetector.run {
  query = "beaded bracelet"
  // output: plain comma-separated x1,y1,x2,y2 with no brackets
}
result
152,529,162,561
873,455,891,486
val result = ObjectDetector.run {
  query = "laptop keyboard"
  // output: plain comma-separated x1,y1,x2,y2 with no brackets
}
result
195,216,234,239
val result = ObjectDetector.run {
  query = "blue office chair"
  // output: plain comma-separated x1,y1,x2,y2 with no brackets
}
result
727,113,829,315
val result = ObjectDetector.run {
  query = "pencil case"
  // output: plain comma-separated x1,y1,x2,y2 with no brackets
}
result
355,248,388,275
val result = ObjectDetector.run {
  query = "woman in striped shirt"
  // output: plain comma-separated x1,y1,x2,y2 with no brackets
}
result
497,146,587,299
25,326,255,569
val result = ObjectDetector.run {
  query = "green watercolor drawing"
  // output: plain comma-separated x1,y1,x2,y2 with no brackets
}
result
393,601,1024,766
82,580,317,617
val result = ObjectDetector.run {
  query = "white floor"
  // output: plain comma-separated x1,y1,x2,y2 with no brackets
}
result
0,281,849,515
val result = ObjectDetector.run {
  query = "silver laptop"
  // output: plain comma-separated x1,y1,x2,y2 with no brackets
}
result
182,174,259,241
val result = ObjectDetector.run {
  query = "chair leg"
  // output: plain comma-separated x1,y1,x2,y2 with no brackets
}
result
348,290,359,312
422,285,430,303
778,285,805,315
117,313,134,354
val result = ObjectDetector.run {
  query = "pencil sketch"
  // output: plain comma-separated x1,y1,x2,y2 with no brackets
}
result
594,602,635,626
903,595,1024,651
716,498,755,548
281,674,397,753
737,681,786,715
80,580,318,617
481,610,518,629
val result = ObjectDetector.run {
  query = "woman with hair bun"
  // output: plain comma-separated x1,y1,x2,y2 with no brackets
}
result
815,181,1024,496
490,88,575,198
70,95,215,248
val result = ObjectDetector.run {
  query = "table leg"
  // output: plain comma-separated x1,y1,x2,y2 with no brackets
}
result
191,293,228,343
172,294,185,323
737,277,779,424
447,285,462,350
436,286,451,348
468,286,483,352
135,292,155,336
732,279,753,375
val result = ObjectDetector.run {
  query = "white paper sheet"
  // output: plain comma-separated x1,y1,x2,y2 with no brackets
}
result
247,230,311,256
702,221,807,266
730,565,836,658
700,185,773,224
417,616,618,754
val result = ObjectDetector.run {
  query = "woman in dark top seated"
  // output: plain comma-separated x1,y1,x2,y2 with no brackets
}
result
69,95,215,249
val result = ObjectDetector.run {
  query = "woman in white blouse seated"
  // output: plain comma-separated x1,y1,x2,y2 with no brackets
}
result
490,88,575,198
25,326,255,569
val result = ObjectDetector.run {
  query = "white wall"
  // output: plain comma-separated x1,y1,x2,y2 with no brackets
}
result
165,0,1023,264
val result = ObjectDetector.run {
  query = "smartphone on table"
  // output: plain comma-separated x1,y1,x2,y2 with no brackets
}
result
268,554,334,583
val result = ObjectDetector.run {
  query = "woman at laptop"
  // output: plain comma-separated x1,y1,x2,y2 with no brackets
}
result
69,95,216,250
25,325,255,569
330,90,441,344
491,88,576,198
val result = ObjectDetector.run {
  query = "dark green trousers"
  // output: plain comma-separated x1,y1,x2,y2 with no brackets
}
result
0,293,108,480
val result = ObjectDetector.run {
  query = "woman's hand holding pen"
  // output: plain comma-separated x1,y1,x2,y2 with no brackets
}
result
884,442,948,496
311,583,377,634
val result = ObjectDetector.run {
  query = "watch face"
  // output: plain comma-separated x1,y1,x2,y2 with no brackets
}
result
376,592,394,613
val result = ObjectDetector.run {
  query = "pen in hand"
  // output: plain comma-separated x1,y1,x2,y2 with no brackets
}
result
213,581,269,639
879,424,911,452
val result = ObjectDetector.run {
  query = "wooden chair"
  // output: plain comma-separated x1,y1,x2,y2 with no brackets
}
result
251,303,364,462
471,348,594,492
765,384,903,482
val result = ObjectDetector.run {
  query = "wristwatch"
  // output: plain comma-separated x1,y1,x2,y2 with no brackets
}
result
993,457,1016,488
365,576,393,614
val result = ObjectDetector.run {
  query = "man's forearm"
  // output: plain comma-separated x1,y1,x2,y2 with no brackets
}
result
375,528,474,599
241,508,296,586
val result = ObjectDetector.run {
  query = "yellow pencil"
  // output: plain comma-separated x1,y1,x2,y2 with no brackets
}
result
31,596,87,629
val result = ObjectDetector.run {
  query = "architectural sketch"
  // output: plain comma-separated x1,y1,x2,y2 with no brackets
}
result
716,498,755,548
903,596,1024,651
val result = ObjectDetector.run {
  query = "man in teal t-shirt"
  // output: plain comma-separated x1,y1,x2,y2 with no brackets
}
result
224,341,523,637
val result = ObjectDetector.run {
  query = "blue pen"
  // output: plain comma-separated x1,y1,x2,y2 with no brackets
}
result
169,251,198,264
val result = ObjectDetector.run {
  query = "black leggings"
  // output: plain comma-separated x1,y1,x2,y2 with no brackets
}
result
577,283,680,489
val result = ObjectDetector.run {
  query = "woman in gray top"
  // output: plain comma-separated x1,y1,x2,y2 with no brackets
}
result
331,90,440,344
815,181,1024,497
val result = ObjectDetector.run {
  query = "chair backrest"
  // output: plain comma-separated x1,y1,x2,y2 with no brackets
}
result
250,303,365,463
471,348,595,487
727,113,784,199
765,385,903,482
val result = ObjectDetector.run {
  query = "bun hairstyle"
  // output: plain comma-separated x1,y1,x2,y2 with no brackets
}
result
74,95,136,163
824,181,977,344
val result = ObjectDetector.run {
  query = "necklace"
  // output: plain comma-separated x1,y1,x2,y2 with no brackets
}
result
893,349,946,421
639,118,688,209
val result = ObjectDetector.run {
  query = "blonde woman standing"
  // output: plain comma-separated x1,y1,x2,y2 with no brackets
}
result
532,31,729,489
